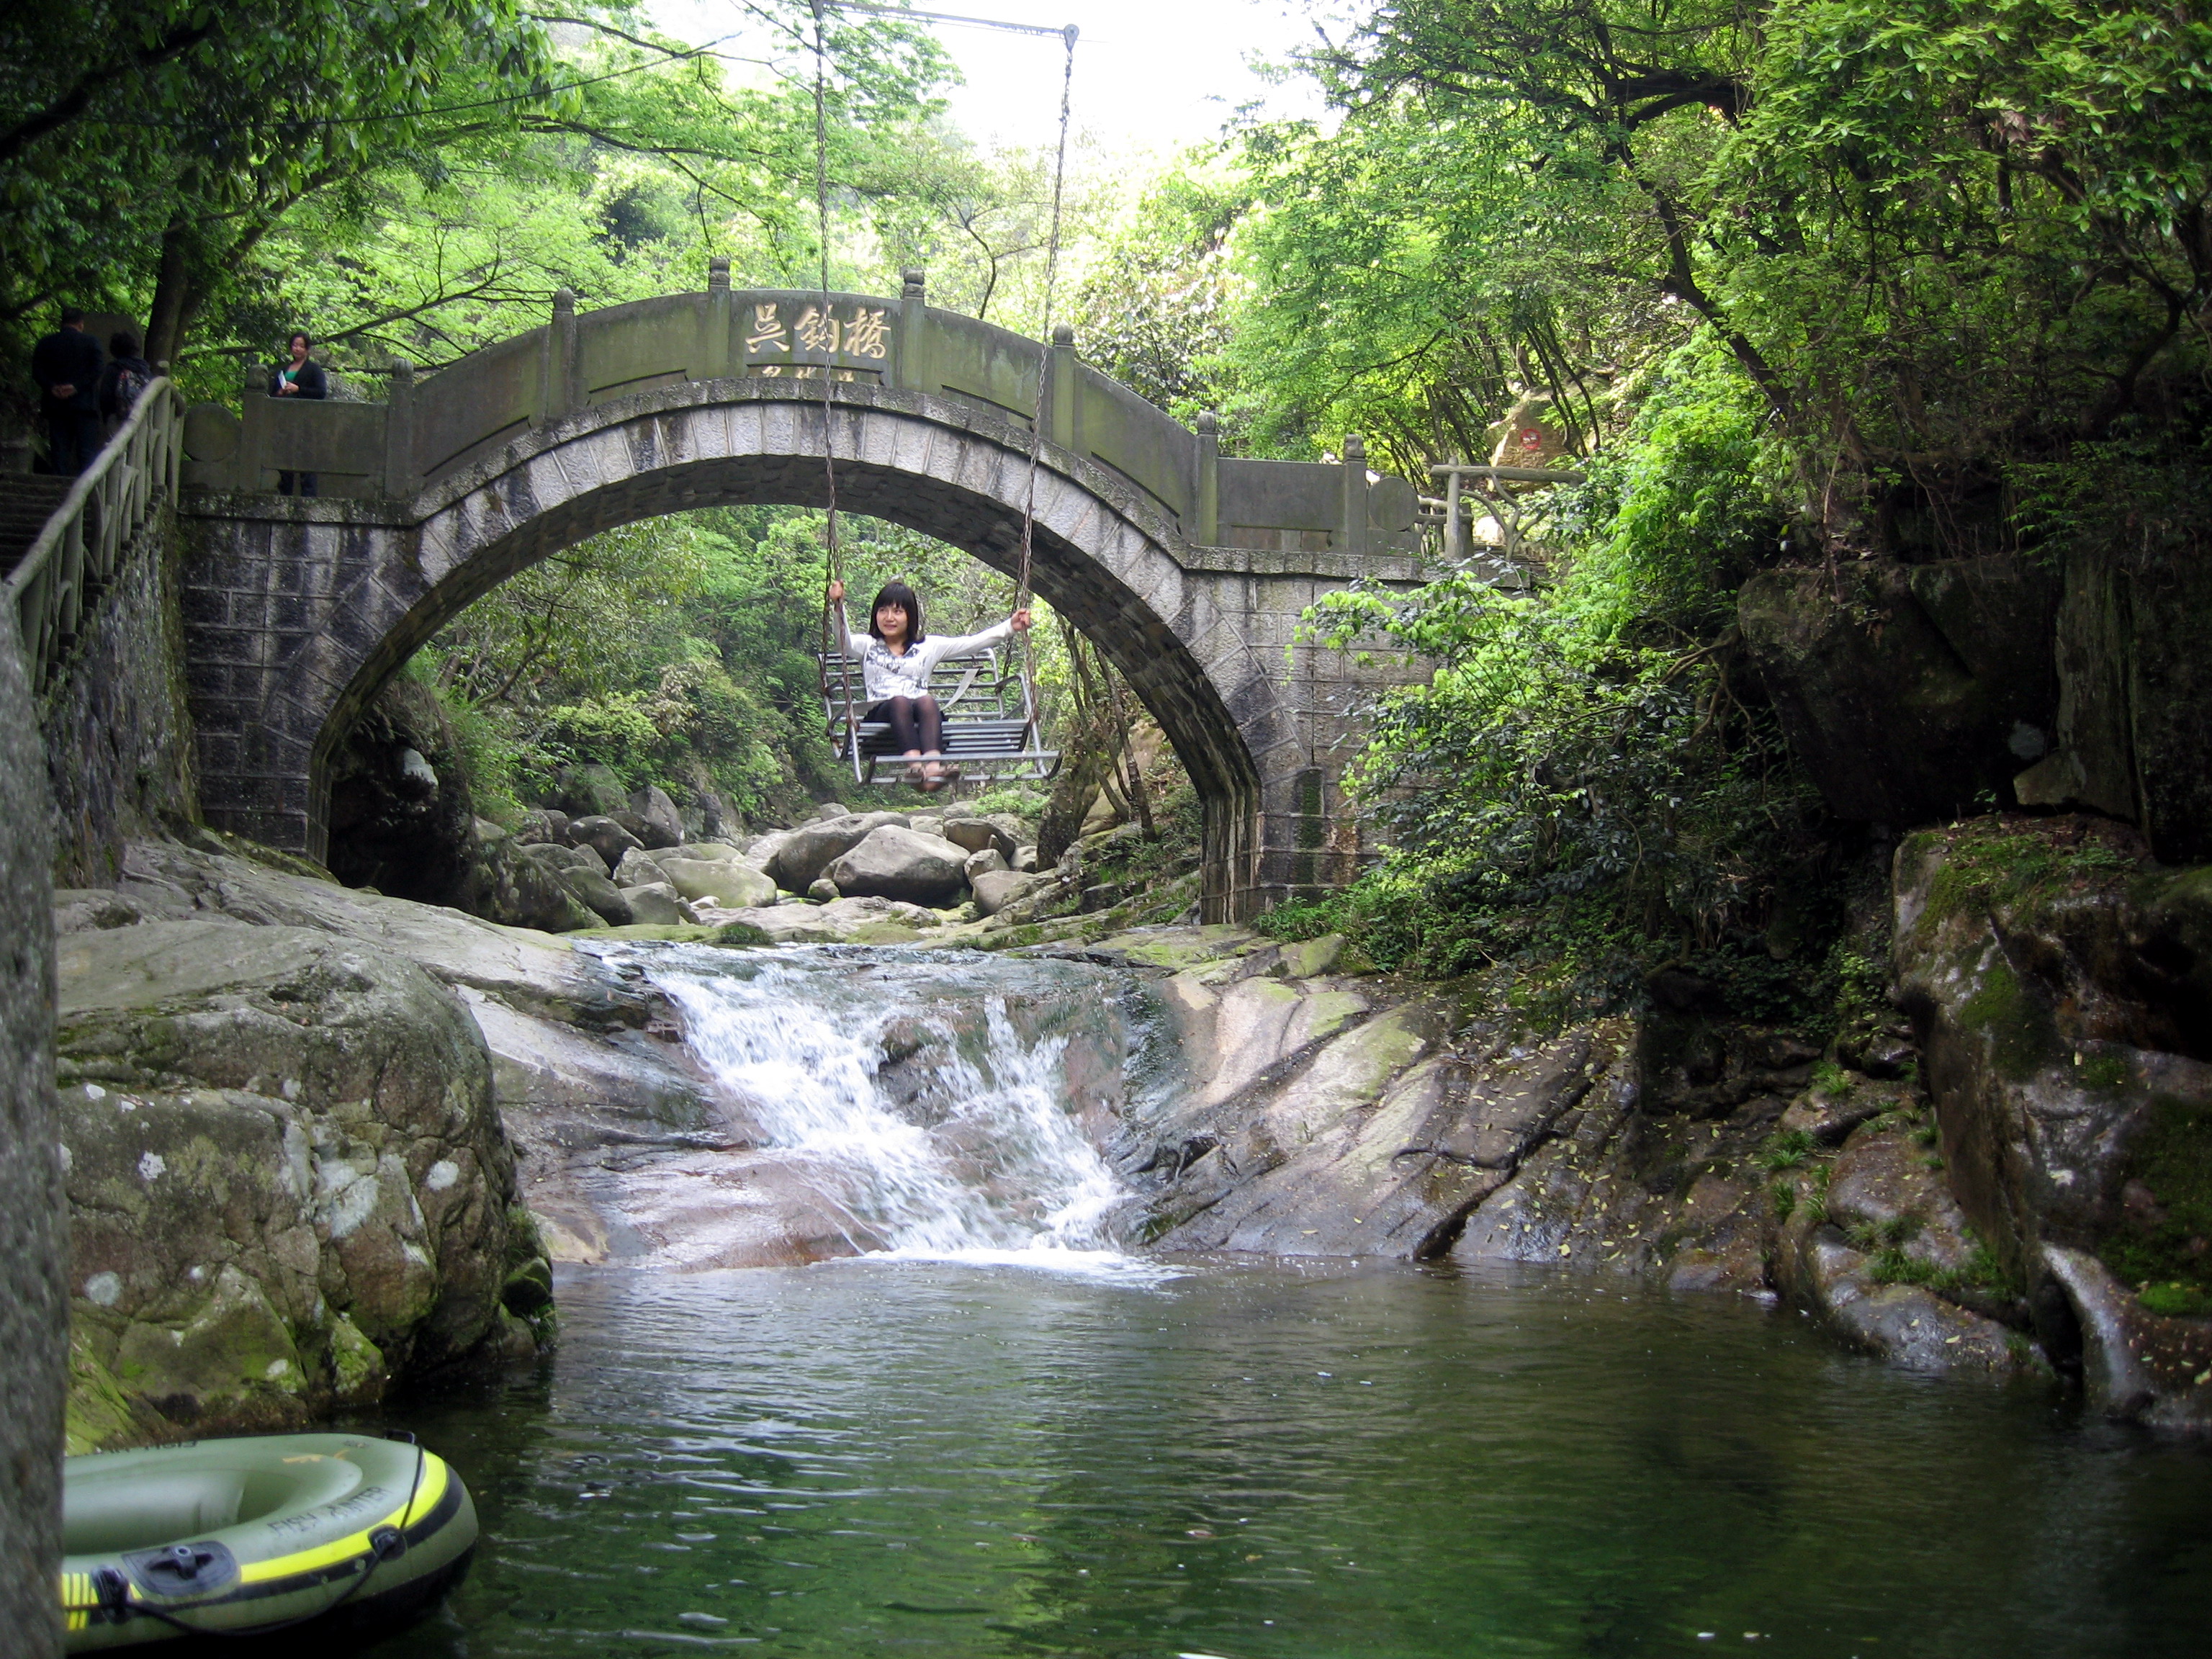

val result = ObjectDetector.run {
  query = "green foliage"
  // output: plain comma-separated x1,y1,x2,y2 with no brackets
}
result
2099,1095,2212,1304
1761,1130,1817,1172
1292,534,1825,1007
1560,339,1784,642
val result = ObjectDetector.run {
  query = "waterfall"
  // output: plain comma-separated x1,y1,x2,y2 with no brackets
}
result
634,944,1151,1272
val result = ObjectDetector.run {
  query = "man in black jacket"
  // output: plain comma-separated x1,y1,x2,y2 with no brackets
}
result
31,309,102,476
270,329,328,495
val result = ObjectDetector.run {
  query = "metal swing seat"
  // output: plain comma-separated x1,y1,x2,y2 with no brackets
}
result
817,643,1061,787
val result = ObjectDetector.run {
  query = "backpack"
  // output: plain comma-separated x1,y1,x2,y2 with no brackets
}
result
112,362,150,417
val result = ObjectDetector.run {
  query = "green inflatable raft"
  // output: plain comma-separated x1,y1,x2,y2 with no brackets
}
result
58,1433,477,1650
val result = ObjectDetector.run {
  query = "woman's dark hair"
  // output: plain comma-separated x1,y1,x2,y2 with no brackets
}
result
287,331,313,352
867,580,925,643
109,331,140,358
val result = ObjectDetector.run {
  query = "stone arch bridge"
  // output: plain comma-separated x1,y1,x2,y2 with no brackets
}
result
175,264,1426,920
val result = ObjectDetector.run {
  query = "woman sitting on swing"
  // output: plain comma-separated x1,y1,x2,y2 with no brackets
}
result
828,579,1033,791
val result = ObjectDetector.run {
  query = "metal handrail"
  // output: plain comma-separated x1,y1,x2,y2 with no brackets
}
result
6,377,184,697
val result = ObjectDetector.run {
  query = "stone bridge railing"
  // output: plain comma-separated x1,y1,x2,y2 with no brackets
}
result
178,264,1421,565
7,379,184,698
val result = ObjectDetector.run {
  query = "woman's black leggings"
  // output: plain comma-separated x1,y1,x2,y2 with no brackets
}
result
868,694,943,753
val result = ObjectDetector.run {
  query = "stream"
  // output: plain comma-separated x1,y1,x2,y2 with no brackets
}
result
361,944,2212,1658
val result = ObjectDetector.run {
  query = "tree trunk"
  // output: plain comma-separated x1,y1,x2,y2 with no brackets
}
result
1036,702,1120,868
144,215,201,369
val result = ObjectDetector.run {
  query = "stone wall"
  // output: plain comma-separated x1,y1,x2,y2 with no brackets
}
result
39,505,199,886
0,613,65,1659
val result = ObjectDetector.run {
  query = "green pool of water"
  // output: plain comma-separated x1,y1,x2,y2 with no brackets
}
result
364,1257,2212,1658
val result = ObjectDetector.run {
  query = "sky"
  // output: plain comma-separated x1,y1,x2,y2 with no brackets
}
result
650,0,1339,159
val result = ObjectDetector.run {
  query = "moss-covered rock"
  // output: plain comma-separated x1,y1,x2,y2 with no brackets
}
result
1894,814,2212,1423
57,920,554,1447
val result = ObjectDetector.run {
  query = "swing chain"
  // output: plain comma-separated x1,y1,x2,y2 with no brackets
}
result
813,0,864,782
1012,23,1077,755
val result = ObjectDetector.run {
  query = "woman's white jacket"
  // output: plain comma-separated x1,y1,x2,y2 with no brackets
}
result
840,617,1015,704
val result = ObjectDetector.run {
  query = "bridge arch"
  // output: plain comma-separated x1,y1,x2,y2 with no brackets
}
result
185,382,1292,916
177,279,1427,920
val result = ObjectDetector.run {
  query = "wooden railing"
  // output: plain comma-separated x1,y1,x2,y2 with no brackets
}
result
6,379,184,698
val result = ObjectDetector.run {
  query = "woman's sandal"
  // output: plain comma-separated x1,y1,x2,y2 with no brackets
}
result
904,761,927,786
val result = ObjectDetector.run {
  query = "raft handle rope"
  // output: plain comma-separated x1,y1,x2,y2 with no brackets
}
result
75,1434,429,1640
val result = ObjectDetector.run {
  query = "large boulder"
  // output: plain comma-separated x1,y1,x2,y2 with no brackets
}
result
622,883,698,927
659,858,776,910
971,868,1049,917
941,813,1020,862
567,815,643,868
557,864,634,927
627,786,685,850
765,811,908,892
1738,558,2059,824
513,808,568,846
827,826,968,906
55,922,551,1447
521,840,608,878
612,847,670,889
461,839,599,934
1893,814,2212,1423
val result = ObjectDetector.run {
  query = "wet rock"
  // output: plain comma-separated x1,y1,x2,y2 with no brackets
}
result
707,896,942,945
766,811,908,892
964,847,1008,881
1892,815,2212,1398
628,786,686,850
808,877,839,903
1778,1077,1907,1147
827,826,968,907
660,857,776,911
57,922,549,1444
1140,1001,1491,1256
972,868,1050,917
2040,1244,2212,1429
569,814,644,868
558,864,634,927
1776,1220,2021,1372
621,883,696,927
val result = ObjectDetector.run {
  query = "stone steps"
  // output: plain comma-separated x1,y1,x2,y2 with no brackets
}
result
0,474,73,583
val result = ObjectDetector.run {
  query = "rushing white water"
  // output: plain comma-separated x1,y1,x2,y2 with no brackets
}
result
631,944,1159,1276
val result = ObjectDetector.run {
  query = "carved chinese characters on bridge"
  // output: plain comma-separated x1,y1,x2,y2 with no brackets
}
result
743,302,891,379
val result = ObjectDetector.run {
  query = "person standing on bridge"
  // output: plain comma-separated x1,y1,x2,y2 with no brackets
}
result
31,307,102,476
269,330,327,495
827,578,1032,791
